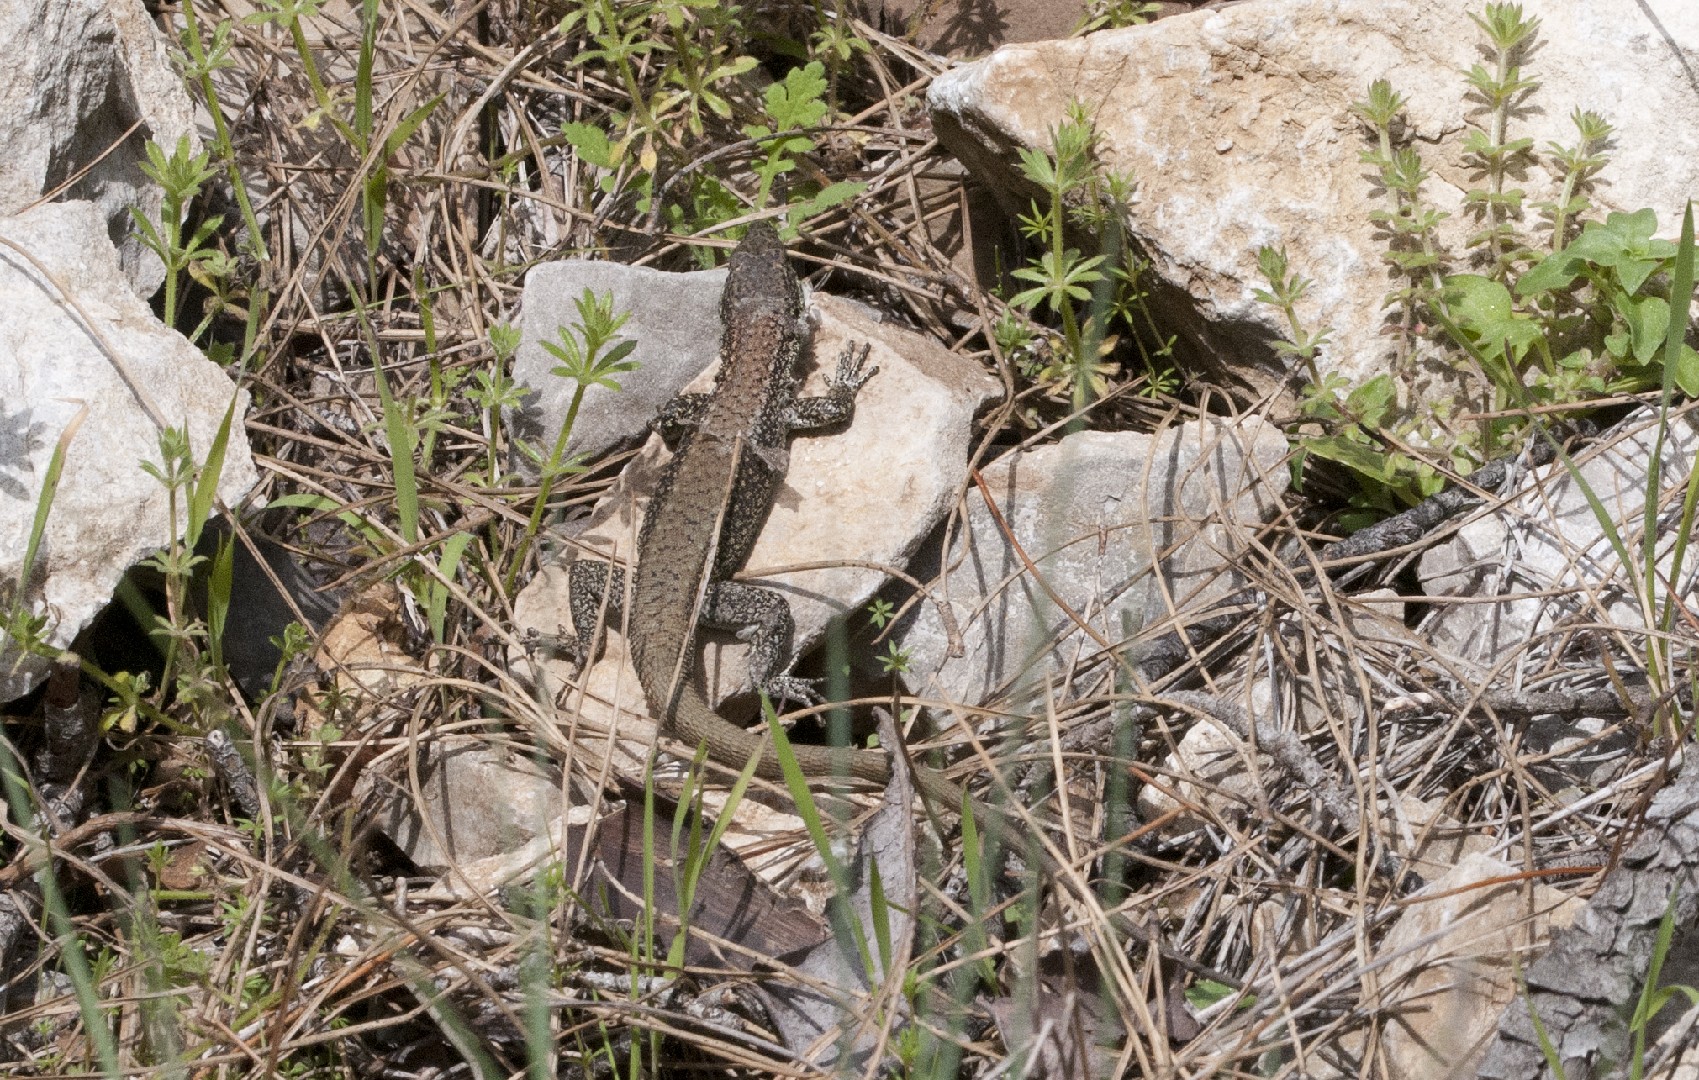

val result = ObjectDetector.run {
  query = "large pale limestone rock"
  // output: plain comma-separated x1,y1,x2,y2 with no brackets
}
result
896,416,1288,708
928,0,1699,405
0,0,197,297
0,203,257,701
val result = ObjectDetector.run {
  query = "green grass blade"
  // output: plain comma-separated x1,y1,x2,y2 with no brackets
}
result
1520,970,1568,1080
1547,436,1639,589
765,700,875,979
372,359,419,545
1657,204,1698,640
186,389,238,550
868,858,892,974
1658,205,1695,377
207,534,234,675
666,745,762,968
17,402,87,611
765,700,842,890
958,799,998,988
385,94,446,159
1629,887,1690,1080
355,0,377,151
425,530,473,643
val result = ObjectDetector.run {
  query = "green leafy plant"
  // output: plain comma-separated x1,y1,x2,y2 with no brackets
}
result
130,136,225,331
1255,246,1443,521
1269,2,1698,519
1353,79,1447,365
133,407,239,729
1460,2,1542,281
741,60,865,221
1538,108,1614,251
556,1,871,242
1004,102,1174,423
1441,207,1699,410
1077,0,1161,34
266,621,314,699
808,0,871,115
875,639,911,675
558,0,757,220
564,0,755,145
2,403,88,658
469,323,528,488
173,5,268,264
1254,245,1332,384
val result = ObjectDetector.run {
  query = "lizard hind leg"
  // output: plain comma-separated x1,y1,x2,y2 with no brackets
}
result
567,558,627,665
698,581,822,707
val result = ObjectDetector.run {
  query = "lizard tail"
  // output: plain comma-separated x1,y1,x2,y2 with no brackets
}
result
667,684,967,812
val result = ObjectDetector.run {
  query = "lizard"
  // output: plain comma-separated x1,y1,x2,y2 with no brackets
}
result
567,219,967,812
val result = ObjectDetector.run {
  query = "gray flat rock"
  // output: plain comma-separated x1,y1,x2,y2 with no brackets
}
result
896,416,1288,709
510,259,727,467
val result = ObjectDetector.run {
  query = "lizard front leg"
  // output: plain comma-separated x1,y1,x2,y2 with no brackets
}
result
785,342,876,431
653,391,711,443
567,558,626,665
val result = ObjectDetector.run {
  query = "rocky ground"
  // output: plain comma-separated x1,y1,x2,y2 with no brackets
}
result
1,0,1698,1076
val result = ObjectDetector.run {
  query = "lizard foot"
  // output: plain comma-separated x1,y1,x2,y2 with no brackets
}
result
759,675,825,708
524,625,585,665
829,341,877,395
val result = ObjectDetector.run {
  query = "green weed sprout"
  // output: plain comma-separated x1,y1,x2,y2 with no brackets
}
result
1077,0,1161,34
505,290,638,593
130,136,224,330
1006,102,1172,423
469,322,528,489
138,408,239,728
1353,79,1447,364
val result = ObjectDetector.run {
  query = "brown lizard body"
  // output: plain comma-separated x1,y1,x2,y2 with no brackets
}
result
570,221,965,810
